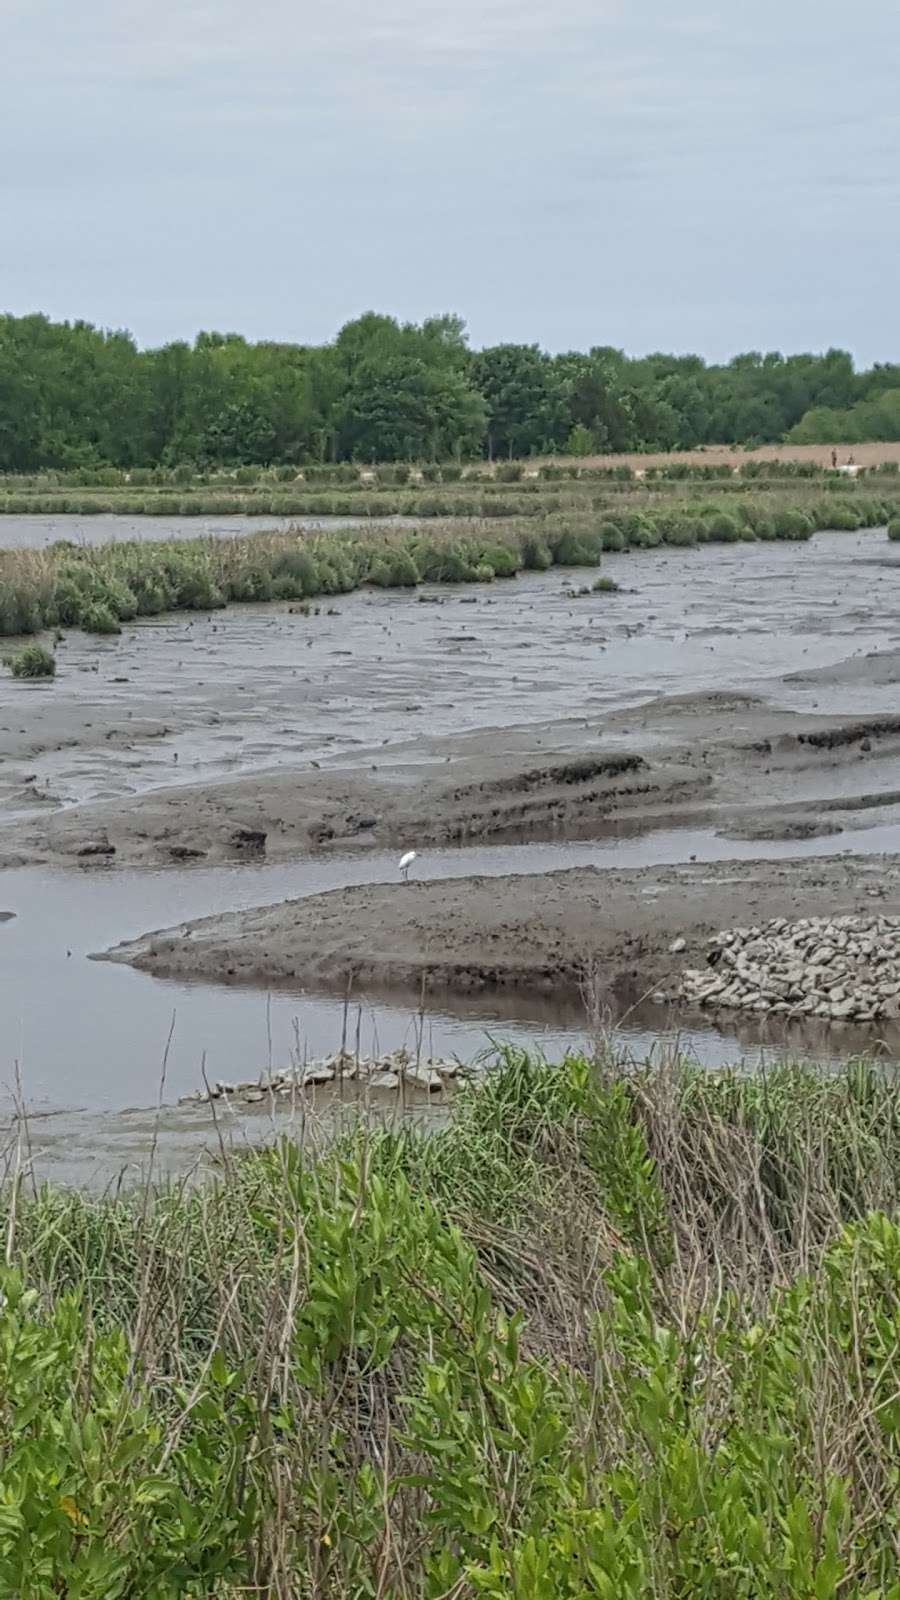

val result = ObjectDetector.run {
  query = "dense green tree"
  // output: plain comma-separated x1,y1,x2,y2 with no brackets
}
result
1,311,899,469
473,345,569,457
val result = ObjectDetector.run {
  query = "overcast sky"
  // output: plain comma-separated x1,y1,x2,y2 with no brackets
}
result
2,0,897,362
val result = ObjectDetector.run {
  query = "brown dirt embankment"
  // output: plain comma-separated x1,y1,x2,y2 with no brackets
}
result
98,853,900,1008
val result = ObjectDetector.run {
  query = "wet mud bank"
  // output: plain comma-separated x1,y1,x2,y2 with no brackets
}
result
5,526,900,862
17,692,900,875
100,853,900,1011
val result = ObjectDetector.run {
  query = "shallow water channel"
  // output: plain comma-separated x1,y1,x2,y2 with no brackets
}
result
5,824,900,1122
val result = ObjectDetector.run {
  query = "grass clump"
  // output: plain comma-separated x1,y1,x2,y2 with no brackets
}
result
598,519,626,550
366,548,419,587
80,601,122,635
593,574,620,592
773,505,814,539
479,540,520,576
6,1053,900,1593
3,642,56,678
889,517,900,541
703,508,743,542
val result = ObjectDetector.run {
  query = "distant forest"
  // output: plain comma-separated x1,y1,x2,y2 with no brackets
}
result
2,310,899,470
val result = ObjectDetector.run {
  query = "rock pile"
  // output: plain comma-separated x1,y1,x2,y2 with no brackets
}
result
178,1049,469,1107
680,914,900,1024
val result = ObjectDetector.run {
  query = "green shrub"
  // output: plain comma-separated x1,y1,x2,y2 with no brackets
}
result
593,575,620,592
773,506,814,539
662,515,700,546
565,424,595,456
889,518,900,541
4,643,56,678
598,520,626,551
628,516,663,548
474,562,495,581
519,532,553,569
367,549,419,587
412,539,477,582
494,461,524,482
703,510,742,542
479,542,520,577
5,1055,900,1593
0,1272,255,1595
81,602,121,635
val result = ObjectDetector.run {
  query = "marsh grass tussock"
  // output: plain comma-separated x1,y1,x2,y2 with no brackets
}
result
0,520,602,638
0,484,897,641
4,1051,900,1594
2,641,56,677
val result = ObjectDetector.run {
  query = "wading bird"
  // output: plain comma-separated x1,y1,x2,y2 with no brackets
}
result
399,850,417,882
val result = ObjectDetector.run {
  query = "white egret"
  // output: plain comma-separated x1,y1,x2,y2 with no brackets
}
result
399,850,417,882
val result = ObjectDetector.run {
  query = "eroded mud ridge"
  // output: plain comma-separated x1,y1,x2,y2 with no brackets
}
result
680,914,900,1022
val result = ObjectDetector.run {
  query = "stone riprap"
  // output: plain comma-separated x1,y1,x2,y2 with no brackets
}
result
178,1049,468,1107
680,915,900,1024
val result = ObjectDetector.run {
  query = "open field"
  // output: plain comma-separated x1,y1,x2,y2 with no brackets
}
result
547,439,900,471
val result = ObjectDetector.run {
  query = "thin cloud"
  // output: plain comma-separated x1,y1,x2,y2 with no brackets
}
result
1,0,897,362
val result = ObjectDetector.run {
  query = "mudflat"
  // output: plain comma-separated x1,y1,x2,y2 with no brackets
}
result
100,854,899,1006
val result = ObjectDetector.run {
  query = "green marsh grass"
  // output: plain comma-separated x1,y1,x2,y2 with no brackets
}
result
1,485,897,640
2,642,56,677
5,1051,900,1594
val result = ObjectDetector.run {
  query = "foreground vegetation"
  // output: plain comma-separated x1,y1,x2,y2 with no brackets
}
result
1,485,895,642
4,1051,900,1595
5,309,900,470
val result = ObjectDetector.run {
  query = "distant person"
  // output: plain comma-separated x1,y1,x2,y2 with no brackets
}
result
831,449,838,469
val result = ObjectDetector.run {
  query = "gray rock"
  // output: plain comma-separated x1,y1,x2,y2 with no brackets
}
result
404,1065,443,1091
370,1071,400,1090
301,1066,335,1087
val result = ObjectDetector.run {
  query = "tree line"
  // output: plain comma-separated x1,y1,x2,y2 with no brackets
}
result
2,309,899,471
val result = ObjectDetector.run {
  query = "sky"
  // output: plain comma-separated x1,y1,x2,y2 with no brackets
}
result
2,0,898,364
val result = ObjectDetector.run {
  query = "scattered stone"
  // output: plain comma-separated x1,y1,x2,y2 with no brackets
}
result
176,1050,467,1111
403,1064,443,1091
679,914,900,1027
669,936,687,955
300,1065,335,1087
